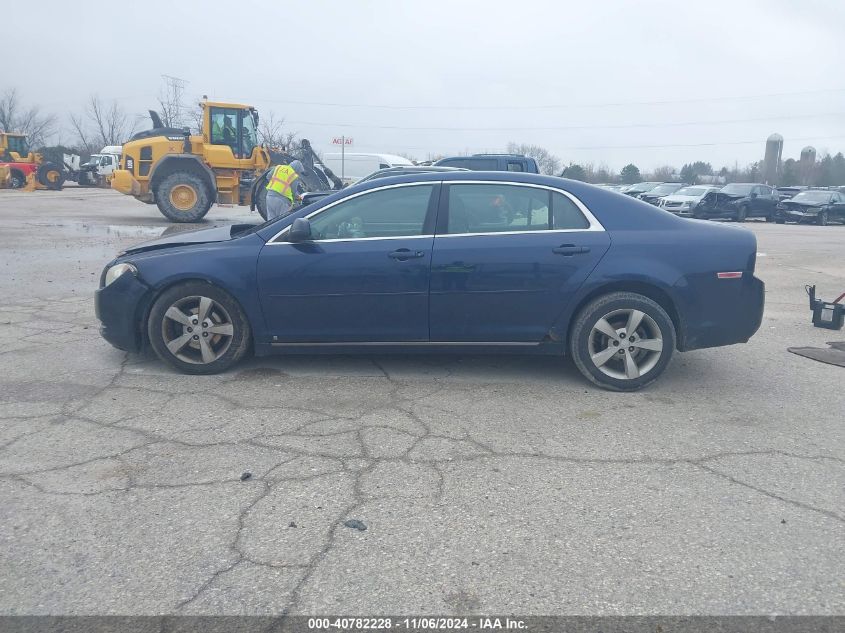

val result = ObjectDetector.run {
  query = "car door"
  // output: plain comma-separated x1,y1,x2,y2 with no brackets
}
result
831,192,845,221
429,182,611,342
256,182,438,343
748,186,763,216
762,186,778,216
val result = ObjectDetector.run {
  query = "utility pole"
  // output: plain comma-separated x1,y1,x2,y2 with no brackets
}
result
160,74,189,128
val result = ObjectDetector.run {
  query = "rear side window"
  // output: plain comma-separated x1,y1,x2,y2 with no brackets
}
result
552,192,590,230
309,184,434,240
507,161,524,172
446,184,550,234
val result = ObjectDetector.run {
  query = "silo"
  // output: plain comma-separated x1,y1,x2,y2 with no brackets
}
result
799,145,816,185
763,133,783,185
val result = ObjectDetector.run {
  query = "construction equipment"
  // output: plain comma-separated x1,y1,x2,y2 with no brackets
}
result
111,99,342,222
0,132,65,190
73,146,122,187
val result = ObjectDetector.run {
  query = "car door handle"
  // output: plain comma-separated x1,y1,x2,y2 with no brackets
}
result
388,248,425,260
553,244,590,256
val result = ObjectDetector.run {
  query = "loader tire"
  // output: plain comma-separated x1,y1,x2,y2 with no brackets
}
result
155,172,212,223
37,163,65,190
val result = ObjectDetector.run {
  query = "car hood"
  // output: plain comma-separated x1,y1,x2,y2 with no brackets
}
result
661,194,699,203
120,224,259,255
783,200,824,209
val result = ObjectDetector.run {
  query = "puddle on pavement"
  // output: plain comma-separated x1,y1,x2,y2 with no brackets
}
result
22,222,204,239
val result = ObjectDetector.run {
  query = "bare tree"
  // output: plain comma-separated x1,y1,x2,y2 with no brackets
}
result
506,142,561,175
69,95,137,153
0,88,58,148
648,165,676,181
258,111,298,150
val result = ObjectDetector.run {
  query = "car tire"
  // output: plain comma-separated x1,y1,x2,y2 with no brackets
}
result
816,210,828,226
735,204,748,222
155,172,213,223
569,292,676,392
147,281,251,375
775,219,786,224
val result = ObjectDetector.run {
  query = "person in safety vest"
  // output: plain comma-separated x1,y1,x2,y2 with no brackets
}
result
265,160,306,219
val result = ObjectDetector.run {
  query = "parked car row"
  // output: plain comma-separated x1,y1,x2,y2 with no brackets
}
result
596,181,844,225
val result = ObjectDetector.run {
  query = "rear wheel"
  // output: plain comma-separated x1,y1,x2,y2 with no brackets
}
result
9,170,25,189
148,282,251,375
570,292,676,392
816,210,829,226
37,162,64,190
155,172,212,223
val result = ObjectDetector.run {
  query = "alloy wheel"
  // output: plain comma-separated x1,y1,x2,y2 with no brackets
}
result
587,308,664,380
160,295,235,364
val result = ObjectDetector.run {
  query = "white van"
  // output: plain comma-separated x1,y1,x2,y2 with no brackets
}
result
321,153,413,185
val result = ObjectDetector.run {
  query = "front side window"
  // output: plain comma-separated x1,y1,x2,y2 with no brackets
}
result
209,107,240,150
7,136,29,155
446,184,550,234
308,185,434,240
240,111,258,157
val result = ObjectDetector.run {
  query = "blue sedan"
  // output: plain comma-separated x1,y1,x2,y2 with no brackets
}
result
95,172,764,391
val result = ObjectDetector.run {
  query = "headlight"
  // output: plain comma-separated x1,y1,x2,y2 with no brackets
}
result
681,201,692,208
103,263,137,287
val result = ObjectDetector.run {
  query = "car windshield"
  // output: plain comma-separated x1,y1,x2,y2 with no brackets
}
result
649,184,682,195
674,187,708,197
792,191,833,202
632,182,660,192
721,184,755,195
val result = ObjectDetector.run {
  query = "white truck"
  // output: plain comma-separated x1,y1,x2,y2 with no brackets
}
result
73,145,122,187
321,152,413,185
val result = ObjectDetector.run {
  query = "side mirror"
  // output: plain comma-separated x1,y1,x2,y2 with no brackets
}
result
288,217,312,242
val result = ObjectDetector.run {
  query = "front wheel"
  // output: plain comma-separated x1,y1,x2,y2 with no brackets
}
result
147,282,251,375
735,204,748,222
155,172,213,223
816,210,828,226
569,292,676,392
37,162,65,190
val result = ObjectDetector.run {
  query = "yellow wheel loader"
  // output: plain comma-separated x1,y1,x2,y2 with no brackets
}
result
0,133,65,191
111,99,342,222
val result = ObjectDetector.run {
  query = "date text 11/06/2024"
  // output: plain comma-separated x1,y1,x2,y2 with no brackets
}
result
307,617,527,630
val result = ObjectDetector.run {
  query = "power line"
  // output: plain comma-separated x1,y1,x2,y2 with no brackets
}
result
285,111,844,132
339,135,845,154
256,87,845,111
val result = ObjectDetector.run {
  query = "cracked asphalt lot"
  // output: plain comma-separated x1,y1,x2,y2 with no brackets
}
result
0,188,843,615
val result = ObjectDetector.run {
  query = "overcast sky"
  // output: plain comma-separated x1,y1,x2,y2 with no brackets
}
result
7,0,845,171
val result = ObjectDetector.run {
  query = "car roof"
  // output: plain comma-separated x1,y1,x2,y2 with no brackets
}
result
375,166,469,173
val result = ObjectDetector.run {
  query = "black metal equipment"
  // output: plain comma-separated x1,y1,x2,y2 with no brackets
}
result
806,285,845,330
